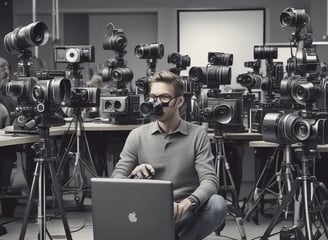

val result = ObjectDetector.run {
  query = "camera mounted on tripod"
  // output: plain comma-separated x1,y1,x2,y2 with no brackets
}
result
1,21,72,132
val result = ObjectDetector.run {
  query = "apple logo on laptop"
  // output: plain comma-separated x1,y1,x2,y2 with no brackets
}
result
128,211,138,223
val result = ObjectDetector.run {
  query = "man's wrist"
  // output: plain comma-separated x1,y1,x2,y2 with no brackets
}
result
187,195,199,210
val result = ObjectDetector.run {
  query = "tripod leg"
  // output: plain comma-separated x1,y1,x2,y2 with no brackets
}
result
302,177,314,240
48,161,73,240
19,162,41,240
261,179,301,240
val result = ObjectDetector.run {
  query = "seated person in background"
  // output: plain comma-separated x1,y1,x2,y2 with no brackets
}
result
0,57,18,221
111,70,227,240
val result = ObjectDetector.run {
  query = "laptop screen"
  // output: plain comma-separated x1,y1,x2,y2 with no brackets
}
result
91,178,175,240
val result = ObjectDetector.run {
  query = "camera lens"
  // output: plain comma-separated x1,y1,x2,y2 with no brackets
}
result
134,43,164,59
111,67,134,83
4,21,49,53
208,52,233,66
207,65,231,87
237,73,262,89
293,119,310,141
280,8,309,27
253,46,278,60
189,67,206,82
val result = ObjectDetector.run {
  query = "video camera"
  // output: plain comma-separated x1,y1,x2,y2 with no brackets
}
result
1,22,72,132
189,52,232,89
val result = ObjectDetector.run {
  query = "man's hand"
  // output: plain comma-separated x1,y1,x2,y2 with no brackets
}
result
174,198,192,222
129,164,155,179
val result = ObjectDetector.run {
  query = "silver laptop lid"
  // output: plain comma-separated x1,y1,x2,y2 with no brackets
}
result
91,178,175,240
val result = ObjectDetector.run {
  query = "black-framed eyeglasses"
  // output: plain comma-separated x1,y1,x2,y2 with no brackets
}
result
145,94,178,104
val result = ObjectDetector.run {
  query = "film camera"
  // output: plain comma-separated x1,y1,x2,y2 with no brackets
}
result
54,45,95,63
101,23,133,85
189,52,232,89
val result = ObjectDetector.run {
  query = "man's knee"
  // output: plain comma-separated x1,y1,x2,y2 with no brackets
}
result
207,194,227,218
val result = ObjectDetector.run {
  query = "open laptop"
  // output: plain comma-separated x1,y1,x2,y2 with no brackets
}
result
91,178,175,240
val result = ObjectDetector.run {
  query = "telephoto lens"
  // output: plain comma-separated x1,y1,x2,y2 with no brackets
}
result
4,21,49,54
134,43,164,59
253,46,278,60
208,52,233,66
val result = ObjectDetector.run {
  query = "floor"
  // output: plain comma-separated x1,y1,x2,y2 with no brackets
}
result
0,182,318,240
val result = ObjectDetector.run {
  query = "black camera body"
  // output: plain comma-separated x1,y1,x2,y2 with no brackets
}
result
135,43,164,60
199,92,245,132
69,87,100,108
262,111,328,145
100,95,142,124
54,45,95,63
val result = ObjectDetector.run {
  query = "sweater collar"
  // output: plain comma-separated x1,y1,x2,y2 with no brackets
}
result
150,119,188,135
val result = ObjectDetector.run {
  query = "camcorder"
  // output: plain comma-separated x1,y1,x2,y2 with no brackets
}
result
237,60,263,90
100,95,141,124
189,52,232,89
262,111,328,145
101,23,133,85
199,91,245,132
54,45,95,63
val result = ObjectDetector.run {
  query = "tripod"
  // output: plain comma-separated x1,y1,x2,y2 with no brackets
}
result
57,107,98,209
19,119,72,240
243,144,297,224
261,142,328,240
213,128,247,240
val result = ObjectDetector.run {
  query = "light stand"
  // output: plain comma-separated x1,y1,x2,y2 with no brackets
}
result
19,117,72,240
243,144,297,224
261,142,328,240
213,127,247,240
57,106,98,209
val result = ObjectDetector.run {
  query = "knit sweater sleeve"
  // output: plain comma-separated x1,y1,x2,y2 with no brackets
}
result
111,128,139,178
191,128,218,207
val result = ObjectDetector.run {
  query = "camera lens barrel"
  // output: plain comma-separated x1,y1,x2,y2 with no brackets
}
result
4,21,49,54
134,43,164,59
280,8,310,27
254,46,278,60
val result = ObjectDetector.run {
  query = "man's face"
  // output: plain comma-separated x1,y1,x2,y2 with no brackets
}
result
149,81,183,122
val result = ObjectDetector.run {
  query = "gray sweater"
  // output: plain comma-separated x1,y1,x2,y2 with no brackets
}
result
111,119,218,207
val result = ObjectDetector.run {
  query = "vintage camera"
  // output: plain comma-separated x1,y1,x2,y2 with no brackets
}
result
262,112,328,145
237,72,262,89
280,8,310,28
100,95,141,124
4,21,49,54
54,45,95,63
199,92,244,132
208,52,233,66
102,64,133,83
135,43,164,60
69,87,100,108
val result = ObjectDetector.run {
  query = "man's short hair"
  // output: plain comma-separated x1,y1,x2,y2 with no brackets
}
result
149,70,184,96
